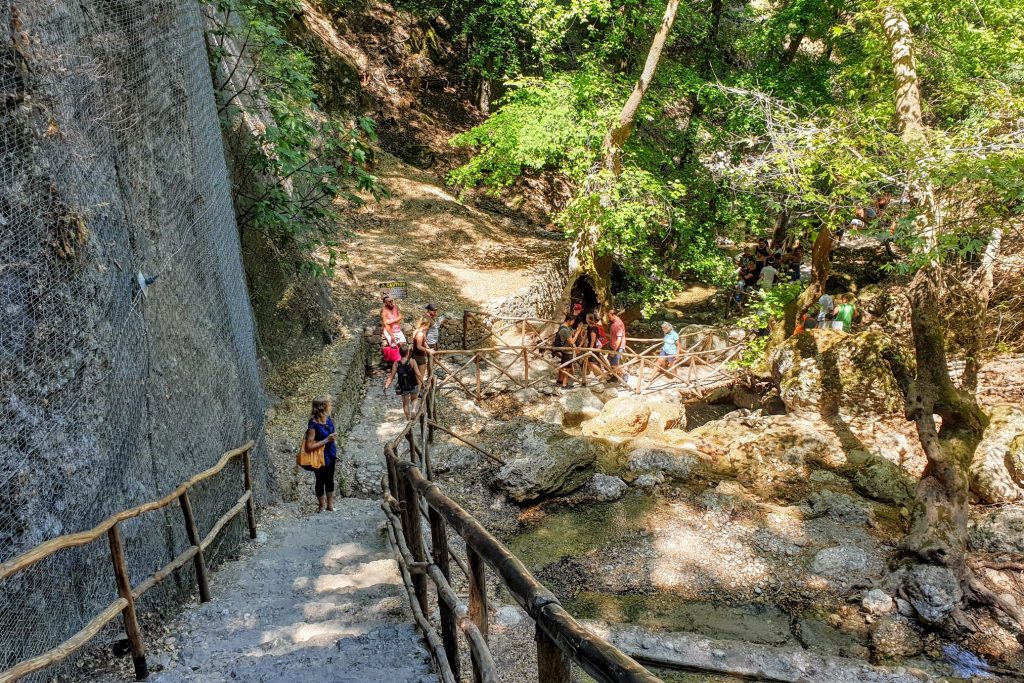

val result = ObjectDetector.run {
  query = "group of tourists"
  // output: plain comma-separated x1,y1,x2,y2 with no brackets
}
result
379,294,446,419
795,292,858,334
554,304,628,389
735,237,804,296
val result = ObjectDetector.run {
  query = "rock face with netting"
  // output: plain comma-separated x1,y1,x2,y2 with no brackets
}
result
0,2,265,674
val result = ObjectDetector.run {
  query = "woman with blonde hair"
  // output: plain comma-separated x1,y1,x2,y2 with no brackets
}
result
304,395,337,513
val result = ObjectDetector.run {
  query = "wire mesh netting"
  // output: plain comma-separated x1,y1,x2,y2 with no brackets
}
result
1,0,266,677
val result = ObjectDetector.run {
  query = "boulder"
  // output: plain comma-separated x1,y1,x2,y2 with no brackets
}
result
580,394,686,438
803,490,873,525
625,444,698,481
903,564,962,626
768,330,907,417
847,454,915,507
589,474,628,501
811,546,869,578
558,387,605,425
969,506,1024,554
633,473,664,490
690,413,835,486
493,424,601,503
870,615,923,659
969,404,1024,504
862,589,895,616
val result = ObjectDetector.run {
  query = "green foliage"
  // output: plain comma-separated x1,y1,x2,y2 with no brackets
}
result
733,281,805,367
208,0,380,276
443,0,1022,312
448,73,618,188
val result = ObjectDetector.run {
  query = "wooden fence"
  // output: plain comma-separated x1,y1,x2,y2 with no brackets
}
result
381,381,662,683
0,441,258,683
436,312,746,401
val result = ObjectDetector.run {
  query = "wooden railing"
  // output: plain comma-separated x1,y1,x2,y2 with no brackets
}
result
381,381,662,683
0,441,258,683
436,312,746,401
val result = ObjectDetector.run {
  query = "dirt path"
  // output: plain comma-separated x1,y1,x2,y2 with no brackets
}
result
342,152,564,317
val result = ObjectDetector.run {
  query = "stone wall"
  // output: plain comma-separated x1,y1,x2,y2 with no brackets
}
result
493,259,572,320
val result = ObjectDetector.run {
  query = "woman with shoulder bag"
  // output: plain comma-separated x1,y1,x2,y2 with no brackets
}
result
302,395,337,513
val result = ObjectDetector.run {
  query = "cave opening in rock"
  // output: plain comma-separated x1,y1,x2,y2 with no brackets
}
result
569,276,600,316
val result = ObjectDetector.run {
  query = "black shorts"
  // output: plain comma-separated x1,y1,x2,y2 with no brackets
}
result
559,352,575,366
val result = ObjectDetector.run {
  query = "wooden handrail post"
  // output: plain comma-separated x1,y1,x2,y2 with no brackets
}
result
429,508,460,679
400,473,429,614
536,622,571,683
242,447,257,539
522,347,529,383
474,354,482,400
462,310,469,349
467,546,489,683
427,388,435,444
179,491,211,603
107,524,149,681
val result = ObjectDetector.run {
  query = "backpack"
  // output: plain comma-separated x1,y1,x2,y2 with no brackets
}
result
595,324,608,349
396,359,417,393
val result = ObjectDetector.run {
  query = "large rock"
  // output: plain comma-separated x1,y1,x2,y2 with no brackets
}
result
870,615,923,659
588,474,628,501
494,424,601,503
903,564,962,626
847,452,915,506
811,546,869,578
969,404,1024,504
803,490,873,525
580,394,686,437
969,506,1024,554
558,387,606,425
690,413,835,486
768,330,907,417
625,444,699,481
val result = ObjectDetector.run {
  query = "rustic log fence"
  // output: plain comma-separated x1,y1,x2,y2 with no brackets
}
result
435,312,746,401
0,441,258,683
381,381,662,683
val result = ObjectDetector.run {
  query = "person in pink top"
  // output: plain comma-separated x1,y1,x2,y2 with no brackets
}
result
380,295,405,364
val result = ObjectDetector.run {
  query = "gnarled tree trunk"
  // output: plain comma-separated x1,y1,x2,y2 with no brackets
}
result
881,5,995,626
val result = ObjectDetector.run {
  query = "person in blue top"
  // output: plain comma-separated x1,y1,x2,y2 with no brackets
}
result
305,395,337,513
654,321,679,379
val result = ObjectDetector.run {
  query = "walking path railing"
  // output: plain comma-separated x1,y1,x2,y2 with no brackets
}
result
0,441,257,683
439,312,745,401
381,381,662,683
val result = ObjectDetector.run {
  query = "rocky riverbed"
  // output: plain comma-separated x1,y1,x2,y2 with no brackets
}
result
426,332,1024,679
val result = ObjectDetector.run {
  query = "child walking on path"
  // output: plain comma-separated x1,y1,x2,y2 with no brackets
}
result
384,343,424,419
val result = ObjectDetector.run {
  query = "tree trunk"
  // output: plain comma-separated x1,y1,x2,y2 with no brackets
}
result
787,225,832,333
961,226,1003,391
901,266,985,570
601,0,681,175
882,6,925,141
771,210,791,247
881,6,987,617
780,29,805,67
